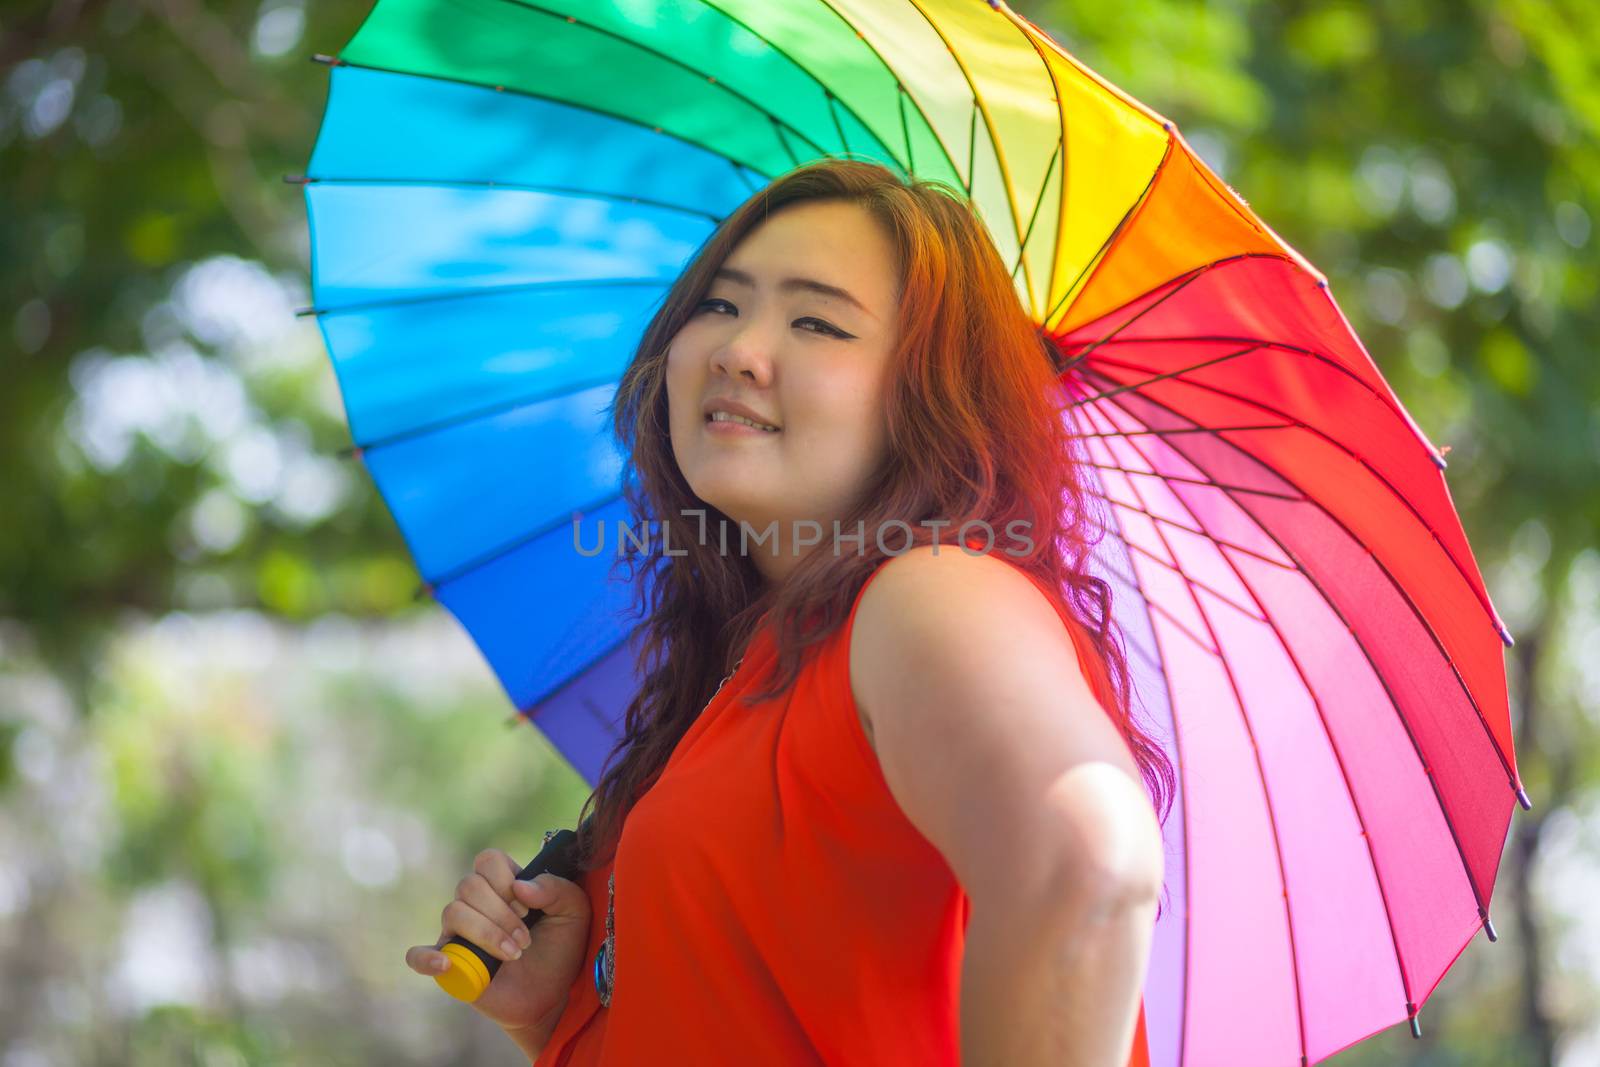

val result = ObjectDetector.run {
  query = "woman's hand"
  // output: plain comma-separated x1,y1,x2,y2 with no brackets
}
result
405,848,593,1038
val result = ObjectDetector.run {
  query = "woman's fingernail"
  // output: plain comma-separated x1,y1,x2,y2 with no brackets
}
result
434,957,449,972
502,939,521,959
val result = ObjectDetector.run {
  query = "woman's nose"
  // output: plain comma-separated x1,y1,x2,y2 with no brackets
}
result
711,321,775,384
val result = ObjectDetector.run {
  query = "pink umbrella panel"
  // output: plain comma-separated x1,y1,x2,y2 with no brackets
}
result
1055,251,1524,1065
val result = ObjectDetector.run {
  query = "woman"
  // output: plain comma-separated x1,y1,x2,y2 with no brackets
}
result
406,159,1175,1066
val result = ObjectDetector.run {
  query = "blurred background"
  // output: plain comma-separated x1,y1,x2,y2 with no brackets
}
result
2,0,1596,1064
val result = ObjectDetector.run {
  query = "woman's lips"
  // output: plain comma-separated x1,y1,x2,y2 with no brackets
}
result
705,416,780,437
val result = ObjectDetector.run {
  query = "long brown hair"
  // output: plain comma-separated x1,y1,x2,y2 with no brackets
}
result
574,158,1175,895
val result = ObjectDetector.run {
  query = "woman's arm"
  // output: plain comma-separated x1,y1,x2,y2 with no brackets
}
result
502,994,568,1063
957,765,1161,1066
851,547,1165,1067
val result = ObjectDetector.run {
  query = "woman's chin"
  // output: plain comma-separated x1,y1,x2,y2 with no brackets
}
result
700,503,771,534
677,483,760,526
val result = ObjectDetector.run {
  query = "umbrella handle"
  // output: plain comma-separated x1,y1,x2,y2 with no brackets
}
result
434,828,582,1003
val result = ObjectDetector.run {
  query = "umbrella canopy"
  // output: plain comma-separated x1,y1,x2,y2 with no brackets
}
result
300,2,1524,1063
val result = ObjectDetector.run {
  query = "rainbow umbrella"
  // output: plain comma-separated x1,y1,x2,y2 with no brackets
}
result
299,1,1525,1063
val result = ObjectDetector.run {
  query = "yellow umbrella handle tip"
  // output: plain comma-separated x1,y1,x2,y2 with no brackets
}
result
435,942,492,1002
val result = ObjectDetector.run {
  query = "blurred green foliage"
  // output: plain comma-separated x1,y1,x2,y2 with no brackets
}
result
1,0,1596,1063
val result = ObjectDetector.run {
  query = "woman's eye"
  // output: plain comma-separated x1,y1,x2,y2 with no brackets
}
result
796,317,848,338
695,299,849,339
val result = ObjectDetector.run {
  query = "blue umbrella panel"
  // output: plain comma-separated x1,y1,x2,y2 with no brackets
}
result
305,65,777,781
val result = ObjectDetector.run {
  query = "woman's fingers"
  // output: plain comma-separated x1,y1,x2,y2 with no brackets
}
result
404,943,452,975
474,848,531,920
441,896,526,962
407,848,590,983
514,873,589,921
459,871,534,953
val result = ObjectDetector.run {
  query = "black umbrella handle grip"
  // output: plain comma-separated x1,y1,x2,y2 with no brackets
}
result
433,828,582,1003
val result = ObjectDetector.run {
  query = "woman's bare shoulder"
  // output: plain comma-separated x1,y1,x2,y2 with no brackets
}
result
848,544,1083,731
844,545,1153,905
857,544,1060,639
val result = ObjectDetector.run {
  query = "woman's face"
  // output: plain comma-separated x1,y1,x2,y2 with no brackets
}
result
665,199,901,583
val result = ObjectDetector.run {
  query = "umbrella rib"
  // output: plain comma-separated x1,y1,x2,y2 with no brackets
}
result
1142,599,1218,657
896,81,915,172
1115,424,1423,1032
1085,361,1511,721
1009,140,1063,318
994,6,1070,324
1056,252,1292,369
1057,255,1457,491
299,275,672,319
341,372,623,457
1132,472,1312,1063
489,0,833,163
1087,519,1139,590
769,114,804,169
965,101,978,193
1079,332,1434,445
1098,571,1168,680
302,175,725,223
1011,141,1060,272
1082,352,1507,636
520,634,635,738
1054,129,1203,330
1065,342,1266,409
1084,470,1192,1067
662,0,952,177
1121,630,1164,681
1084,460,1306,504
578,694,626,744
900,0,1029,264
1118,538,1266,623
321,55,789,180
1091,330,1322,345
1056,247,1305,343
1044,135,1173,328
1313,280,1450,474
824,88,851,155
1072,422,1297,440
1084,463,1312,571
1055,236,1208,365
808,0,966,181
422,487,627,594
1100,483,1312,575
694,0,876,158
729,160,762,195
1090,386,1510,912
498,0,980,188
1148,512,1304,573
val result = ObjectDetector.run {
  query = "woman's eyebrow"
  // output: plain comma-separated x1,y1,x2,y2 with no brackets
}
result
713,266,875,320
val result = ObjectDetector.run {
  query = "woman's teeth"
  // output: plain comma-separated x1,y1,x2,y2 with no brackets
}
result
709,412,780,432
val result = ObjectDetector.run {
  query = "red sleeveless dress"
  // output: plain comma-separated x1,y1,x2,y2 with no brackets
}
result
535,551,1152,1066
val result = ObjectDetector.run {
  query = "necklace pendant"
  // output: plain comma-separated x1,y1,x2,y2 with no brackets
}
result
593,942,612,1006
595,870,616,1006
